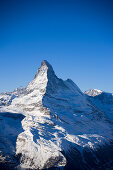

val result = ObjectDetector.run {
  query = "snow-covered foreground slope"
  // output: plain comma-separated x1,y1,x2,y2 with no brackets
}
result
0,61,113,169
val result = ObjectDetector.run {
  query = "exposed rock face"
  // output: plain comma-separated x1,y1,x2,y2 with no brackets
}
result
0,60,113,169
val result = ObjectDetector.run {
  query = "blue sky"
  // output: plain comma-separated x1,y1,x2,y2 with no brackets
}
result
0,0,113,93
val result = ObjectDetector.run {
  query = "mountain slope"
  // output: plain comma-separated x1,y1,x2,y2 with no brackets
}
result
85,89,113,122
0,61,113,169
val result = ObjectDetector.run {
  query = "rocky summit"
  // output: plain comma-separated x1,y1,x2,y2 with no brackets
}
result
0,60,113,170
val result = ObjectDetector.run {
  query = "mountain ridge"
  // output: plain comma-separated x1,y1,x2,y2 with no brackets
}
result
0,60,113,169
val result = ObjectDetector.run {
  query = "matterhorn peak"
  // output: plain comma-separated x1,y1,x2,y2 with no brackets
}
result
34,60,55,80
41,60,52,68
40,60,54,73
26,60,83,96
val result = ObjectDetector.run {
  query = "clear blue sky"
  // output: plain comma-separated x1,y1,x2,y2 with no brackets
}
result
0,0,113,93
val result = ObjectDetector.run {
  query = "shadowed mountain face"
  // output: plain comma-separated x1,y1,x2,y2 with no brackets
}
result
85,89,113,122
0,61,113,169
0,112,25,169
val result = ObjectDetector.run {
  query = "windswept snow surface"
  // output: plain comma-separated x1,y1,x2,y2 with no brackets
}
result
0,61,113,169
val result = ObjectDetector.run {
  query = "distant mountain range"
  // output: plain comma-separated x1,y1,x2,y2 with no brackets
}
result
0,60,113,170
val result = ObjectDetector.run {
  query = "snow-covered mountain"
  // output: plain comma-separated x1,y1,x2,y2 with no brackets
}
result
85,89,113,122
0,60,113,169
84,89,103,96
0,87,25,106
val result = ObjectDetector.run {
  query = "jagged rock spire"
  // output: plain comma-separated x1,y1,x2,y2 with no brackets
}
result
34,60,55,79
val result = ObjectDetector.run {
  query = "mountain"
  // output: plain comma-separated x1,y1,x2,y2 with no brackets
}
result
0,86,25,106
85,89,113,122
0,60,113,170
84,89,103,96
